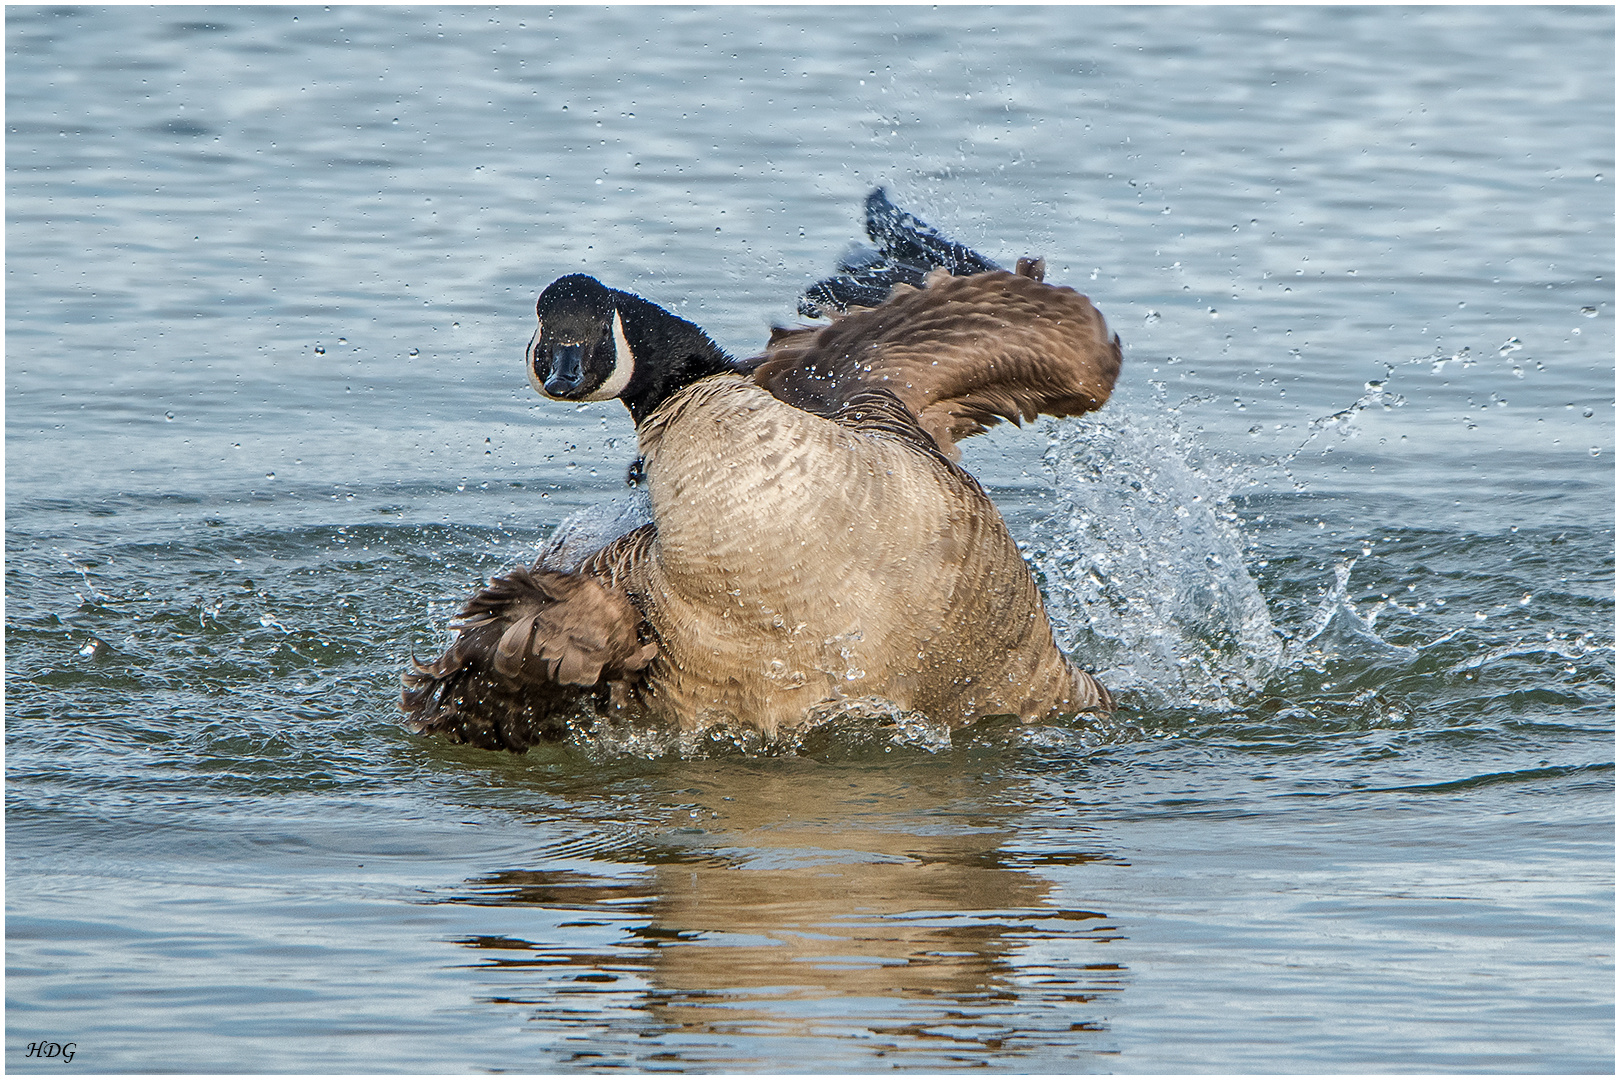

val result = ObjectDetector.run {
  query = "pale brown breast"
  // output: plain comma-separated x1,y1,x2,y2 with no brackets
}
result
624,375,1087,734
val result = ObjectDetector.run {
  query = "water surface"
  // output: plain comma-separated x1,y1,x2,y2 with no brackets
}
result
6,6,1613,1073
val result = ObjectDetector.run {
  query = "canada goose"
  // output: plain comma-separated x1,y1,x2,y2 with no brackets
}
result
403,190,1122,752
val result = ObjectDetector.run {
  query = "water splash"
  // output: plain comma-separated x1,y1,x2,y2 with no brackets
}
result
1294,367,1405,452
555,696,952,762
1028,404,1284,710
1280,558,1426,669
537,490,652,571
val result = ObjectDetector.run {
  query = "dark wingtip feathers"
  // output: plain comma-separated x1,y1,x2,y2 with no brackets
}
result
799,188,1005,318
862,187,1002,277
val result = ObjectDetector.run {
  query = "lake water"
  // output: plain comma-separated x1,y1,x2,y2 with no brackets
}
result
6,5,1613,1073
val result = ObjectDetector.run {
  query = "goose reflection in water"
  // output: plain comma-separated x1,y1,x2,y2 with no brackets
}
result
436,763,1128,1067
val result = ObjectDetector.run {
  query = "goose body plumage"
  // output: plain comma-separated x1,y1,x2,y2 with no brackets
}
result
617,374,1095,733
403,191,1120,752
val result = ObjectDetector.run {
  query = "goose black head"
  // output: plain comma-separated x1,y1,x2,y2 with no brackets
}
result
527,273,740,424
528,274,634,403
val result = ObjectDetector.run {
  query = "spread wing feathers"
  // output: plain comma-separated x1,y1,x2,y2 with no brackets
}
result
401,557,658,753
799,188,1003,317
826,383,958,461
461,564,656,686
755,267,1123,458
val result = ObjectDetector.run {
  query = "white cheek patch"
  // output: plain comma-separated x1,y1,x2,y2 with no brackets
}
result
525,317,546,395
584,309,636,400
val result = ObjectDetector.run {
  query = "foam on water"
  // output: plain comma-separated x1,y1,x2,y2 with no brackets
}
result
548,696,954,764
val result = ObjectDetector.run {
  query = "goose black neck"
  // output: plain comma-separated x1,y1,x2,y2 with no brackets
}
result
612,291,741,425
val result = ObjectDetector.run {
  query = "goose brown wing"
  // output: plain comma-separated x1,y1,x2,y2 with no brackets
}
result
401,532,658,753
753,267,1121,458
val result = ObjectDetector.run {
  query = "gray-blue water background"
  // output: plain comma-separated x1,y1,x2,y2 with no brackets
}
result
6,6,1613,1073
